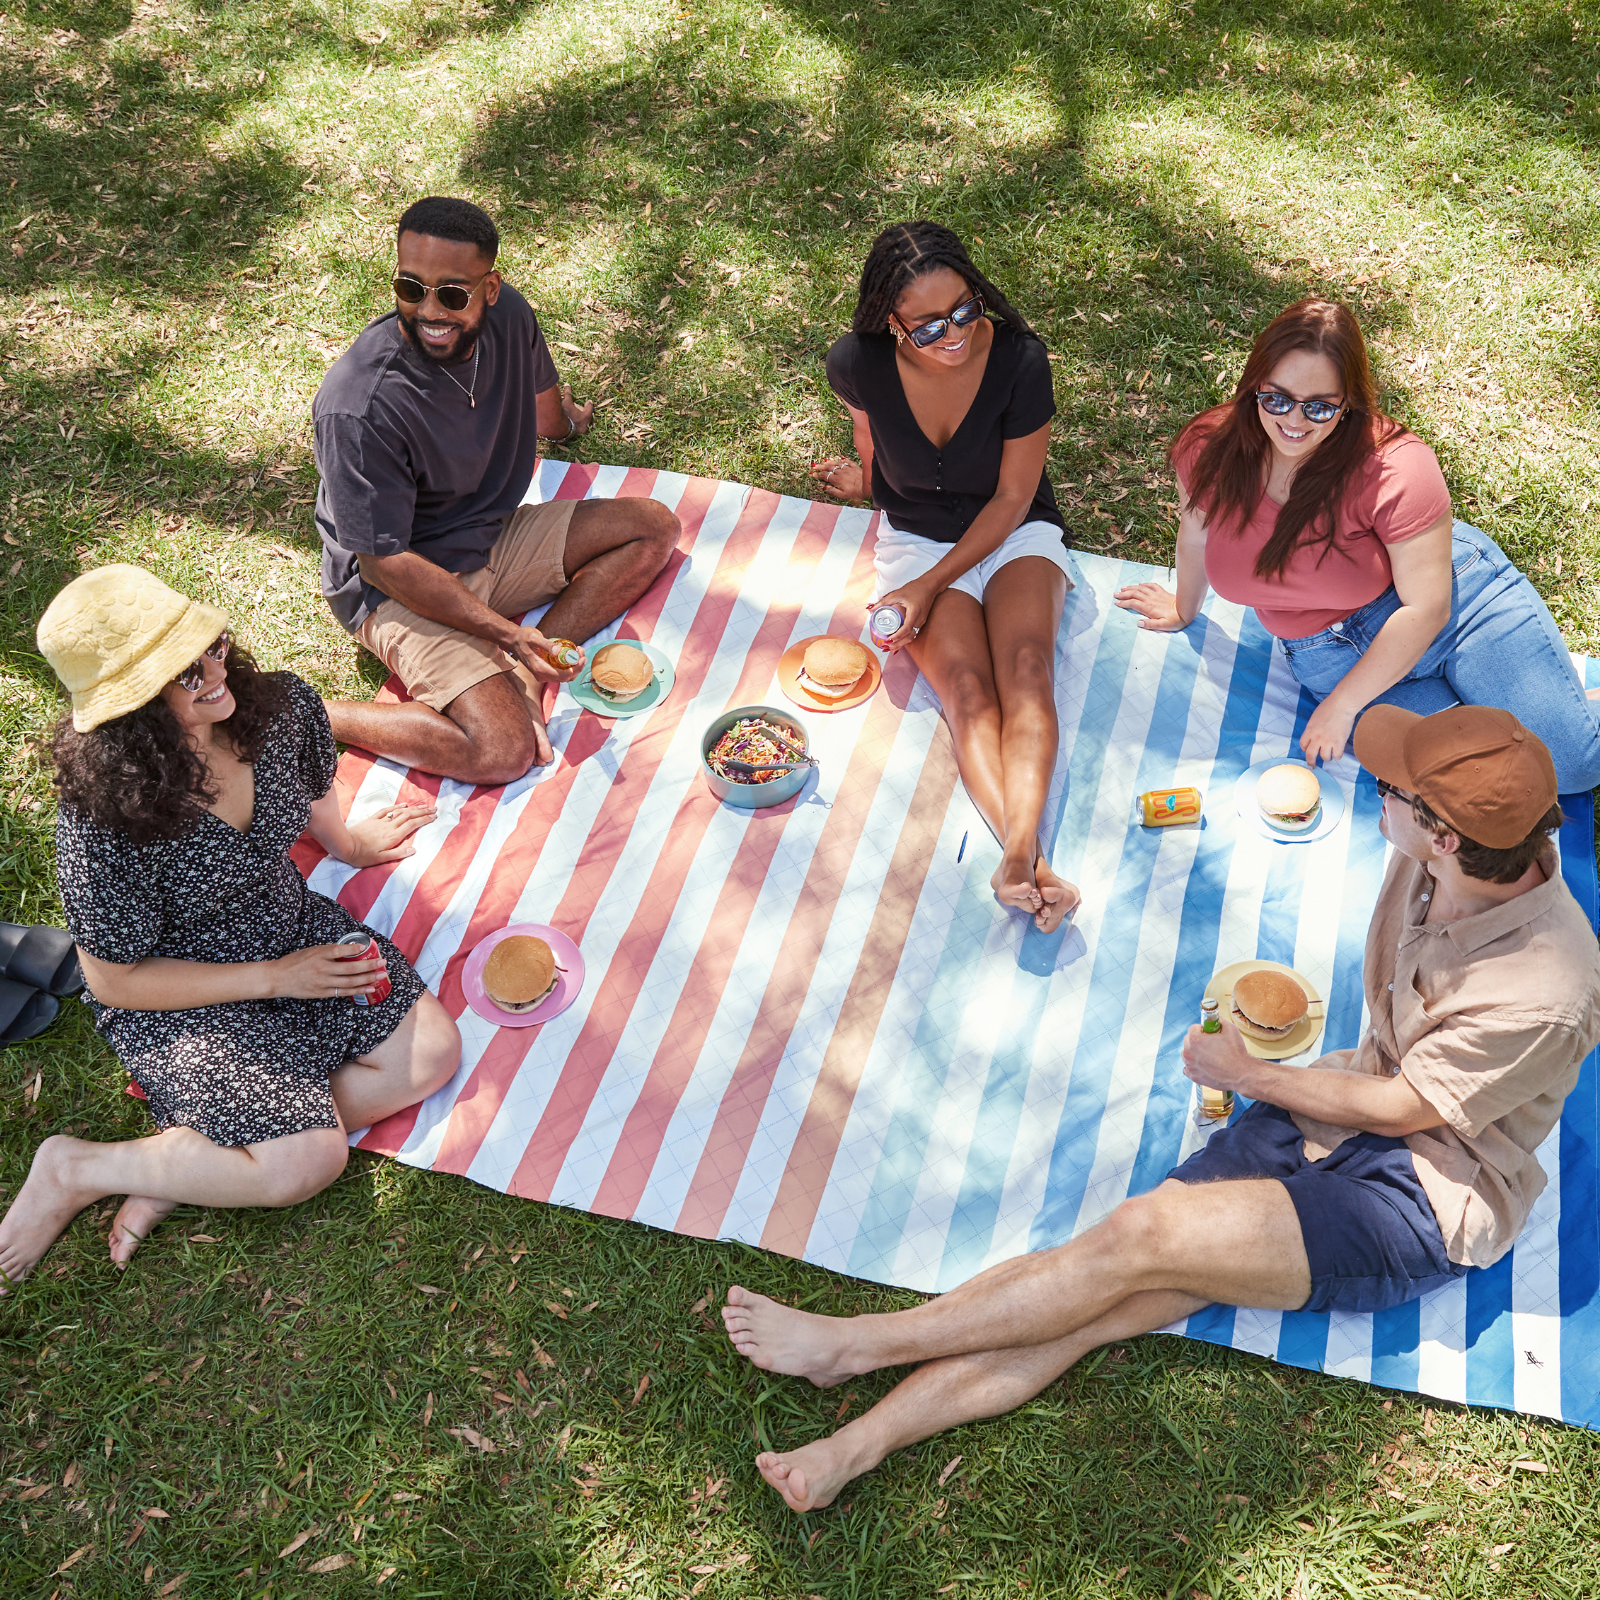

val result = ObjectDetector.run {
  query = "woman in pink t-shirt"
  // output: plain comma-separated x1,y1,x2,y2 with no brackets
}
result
1115,299,1600,792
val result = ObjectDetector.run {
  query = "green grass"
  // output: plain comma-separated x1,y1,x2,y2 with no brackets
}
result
3,0,1600,1594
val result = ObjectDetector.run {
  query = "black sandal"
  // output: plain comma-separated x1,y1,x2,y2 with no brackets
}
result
0,924,83,998
0,977,58,1046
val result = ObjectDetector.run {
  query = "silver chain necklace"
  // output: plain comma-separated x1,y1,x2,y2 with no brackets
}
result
438,343,480,408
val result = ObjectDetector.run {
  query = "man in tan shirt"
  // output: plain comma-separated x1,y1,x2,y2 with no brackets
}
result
718,705,1600,1514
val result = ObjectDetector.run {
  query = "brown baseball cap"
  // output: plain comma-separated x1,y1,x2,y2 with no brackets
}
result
1353,704,1557,849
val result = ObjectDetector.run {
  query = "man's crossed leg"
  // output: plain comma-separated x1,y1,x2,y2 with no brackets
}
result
722,1175,1307,1512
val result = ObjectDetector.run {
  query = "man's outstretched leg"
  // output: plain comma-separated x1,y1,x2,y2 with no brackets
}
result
752,1288,1205,1512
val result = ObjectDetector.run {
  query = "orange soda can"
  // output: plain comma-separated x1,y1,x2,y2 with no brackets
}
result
534,637,584,671
1139,786,1203,827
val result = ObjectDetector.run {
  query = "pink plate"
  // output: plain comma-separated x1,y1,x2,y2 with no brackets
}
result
462,923,585,1029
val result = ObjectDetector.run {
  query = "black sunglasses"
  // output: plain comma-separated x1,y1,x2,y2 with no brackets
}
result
1375,777,1413,804
392,274,484,313
1255,390,1344,425
902,294,986,349
173,632,230,694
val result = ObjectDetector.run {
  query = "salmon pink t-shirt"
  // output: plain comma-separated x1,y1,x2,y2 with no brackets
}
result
1173,428,1453,638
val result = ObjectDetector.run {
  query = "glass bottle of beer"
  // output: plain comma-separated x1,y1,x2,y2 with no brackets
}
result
1198,997,1233,1122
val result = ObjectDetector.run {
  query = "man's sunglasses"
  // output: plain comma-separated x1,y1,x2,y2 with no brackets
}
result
392,274,483,313
174,633,231,694
902,294,986,350
1255,390,1344,425
1375,777,1414,804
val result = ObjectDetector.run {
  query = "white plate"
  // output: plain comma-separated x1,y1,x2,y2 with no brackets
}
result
1234,758,1346,844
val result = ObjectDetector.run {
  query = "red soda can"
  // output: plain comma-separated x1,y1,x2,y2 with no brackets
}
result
336,931,391,1006
869,602,906,648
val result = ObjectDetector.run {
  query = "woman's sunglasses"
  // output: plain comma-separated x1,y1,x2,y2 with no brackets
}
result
173,633,231,694
392,274,482,313
1255,390,1344,425
902,294,986,349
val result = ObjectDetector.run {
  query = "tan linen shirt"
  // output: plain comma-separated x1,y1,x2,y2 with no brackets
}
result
1291,849,1600,1269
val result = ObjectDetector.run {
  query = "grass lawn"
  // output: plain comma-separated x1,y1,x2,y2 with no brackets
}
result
3,0,1600,1595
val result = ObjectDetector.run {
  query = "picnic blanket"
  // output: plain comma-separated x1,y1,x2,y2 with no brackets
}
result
295,461,1600,1430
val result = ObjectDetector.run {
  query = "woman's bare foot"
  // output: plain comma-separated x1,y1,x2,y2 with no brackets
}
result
756,1433,868,1513
1031,857,1080,935
721,1285,860,1388
991,849,1043,918
0,1135,100,1293
109,1196,177,1269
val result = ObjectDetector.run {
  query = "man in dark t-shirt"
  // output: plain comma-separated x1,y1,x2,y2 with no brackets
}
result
315,196,677,783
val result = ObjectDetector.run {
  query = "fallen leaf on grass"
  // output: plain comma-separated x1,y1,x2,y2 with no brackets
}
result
689,1564,720,1575
123,1518,147,1548
19,1484,51,1502
936,1455,962,1487
277,1527,319,1559
188,1234,220,1243
690,1293,712,1314
632,1375,650,1406
544,1301,569,1320
1492,1543,1516,1557
143,1507,170,1519
307,1554,353,1573
418,1284,443,1296
532,1346,556,1369
1510,1460,1551,1473
834,1392,854,1422
160,1576,188,1596
515,1370,533,1395
61,1463,80,1489
421,1393,434,1426
391,1493,420,1503
447,1426,496,1453
181,1355,205,1382
572,1475,602,1498
579,1300,599,1313
377,1568,397,1585
57,1545,92,1574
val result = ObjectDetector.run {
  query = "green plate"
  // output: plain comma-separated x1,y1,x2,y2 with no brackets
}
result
566,639,674,718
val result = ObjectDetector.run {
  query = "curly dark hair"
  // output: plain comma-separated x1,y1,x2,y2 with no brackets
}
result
851,220,1039,341
50,643,290,846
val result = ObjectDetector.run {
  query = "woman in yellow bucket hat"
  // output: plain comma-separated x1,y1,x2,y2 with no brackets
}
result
0,565,460,1290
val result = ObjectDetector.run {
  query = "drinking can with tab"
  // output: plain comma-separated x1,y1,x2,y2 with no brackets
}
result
336,931,391,1007
869,603,906,648
1139,785,1203,828
534,637,584,672
1197,996,1233,1122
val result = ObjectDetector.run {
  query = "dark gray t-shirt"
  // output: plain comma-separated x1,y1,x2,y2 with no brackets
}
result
313,284,560,631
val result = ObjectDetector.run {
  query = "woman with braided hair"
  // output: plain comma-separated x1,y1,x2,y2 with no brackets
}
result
812,221,1079,933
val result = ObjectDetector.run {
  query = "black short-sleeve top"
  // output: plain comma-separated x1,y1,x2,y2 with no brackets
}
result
824,322,1068,546
55,674,342,971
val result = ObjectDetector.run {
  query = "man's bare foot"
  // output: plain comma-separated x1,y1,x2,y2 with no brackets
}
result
721,1285,859,1388
109,1196,177,1270
991,849,1043,918
0,1136,100,1294
755,1435,864,1513
1032,857,1080,935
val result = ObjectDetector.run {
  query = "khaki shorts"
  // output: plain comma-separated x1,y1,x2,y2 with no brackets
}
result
355,499,578,714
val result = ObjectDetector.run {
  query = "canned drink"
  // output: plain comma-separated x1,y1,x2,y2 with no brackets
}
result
1139,785,1203,827
534,637,584,671
336,931,391,1007
869,602,906,648
1198,996,1233,1122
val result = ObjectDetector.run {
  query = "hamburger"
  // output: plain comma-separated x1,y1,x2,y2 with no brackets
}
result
1257,763,1322,833
797,636,870,702
589,643,655,706
483,935,559,1013
1229,968,1309,1042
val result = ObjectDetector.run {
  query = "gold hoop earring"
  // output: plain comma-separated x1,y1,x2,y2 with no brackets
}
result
891,325,905,345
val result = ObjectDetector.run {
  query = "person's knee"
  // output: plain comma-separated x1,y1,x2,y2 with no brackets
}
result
262,1130,348,1207
942,663,999,727
463,716,540,785
1005,637,1056,699
1097,1191,1173,1275
628,499,680,571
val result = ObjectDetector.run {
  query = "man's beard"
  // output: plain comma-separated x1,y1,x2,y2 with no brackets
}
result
396,304,481,365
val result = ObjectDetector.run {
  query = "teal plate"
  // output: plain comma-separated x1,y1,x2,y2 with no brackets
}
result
566,639,675,718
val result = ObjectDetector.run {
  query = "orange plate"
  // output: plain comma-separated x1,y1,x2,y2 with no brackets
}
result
778,635,882,713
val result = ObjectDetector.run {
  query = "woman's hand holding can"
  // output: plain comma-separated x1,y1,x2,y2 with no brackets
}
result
267,942,389,1001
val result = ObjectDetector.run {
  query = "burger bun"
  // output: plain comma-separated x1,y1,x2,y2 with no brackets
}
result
589,643,655,705
1229,968,1309,1040
483,935,559,1013
799,637,870,700
1257,763,1322,833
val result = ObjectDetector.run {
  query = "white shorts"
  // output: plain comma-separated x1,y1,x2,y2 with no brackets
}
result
872,519,1075,606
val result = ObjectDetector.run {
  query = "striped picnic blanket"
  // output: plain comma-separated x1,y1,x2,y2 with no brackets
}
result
295,460,1600,1429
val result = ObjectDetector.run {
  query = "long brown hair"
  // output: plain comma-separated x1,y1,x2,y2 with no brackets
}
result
1172,298,1403,580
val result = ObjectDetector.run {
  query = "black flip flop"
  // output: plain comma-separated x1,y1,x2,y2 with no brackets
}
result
0,977,58,1046
0,924,83,998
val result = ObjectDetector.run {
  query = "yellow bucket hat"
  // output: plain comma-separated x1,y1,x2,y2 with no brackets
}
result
37,564,230,733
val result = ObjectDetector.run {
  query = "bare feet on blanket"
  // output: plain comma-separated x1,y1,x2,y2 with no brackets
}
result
1032,857,1080,935
109,1196,177,1268
0,1135,98,1293
756,1435,869,1513
722,1285,859,1388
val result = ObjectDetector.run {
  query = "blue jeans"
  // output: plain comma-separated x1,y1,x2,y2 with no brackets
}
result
1278,522,1600,793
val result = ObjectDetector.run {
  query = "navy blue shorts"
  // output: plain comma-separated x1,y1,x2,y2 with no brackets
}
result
1166,1101,1469,1314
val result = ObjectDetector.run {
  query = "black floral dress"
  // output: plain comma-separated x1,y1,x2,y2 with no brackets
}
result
54,675,426,1147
